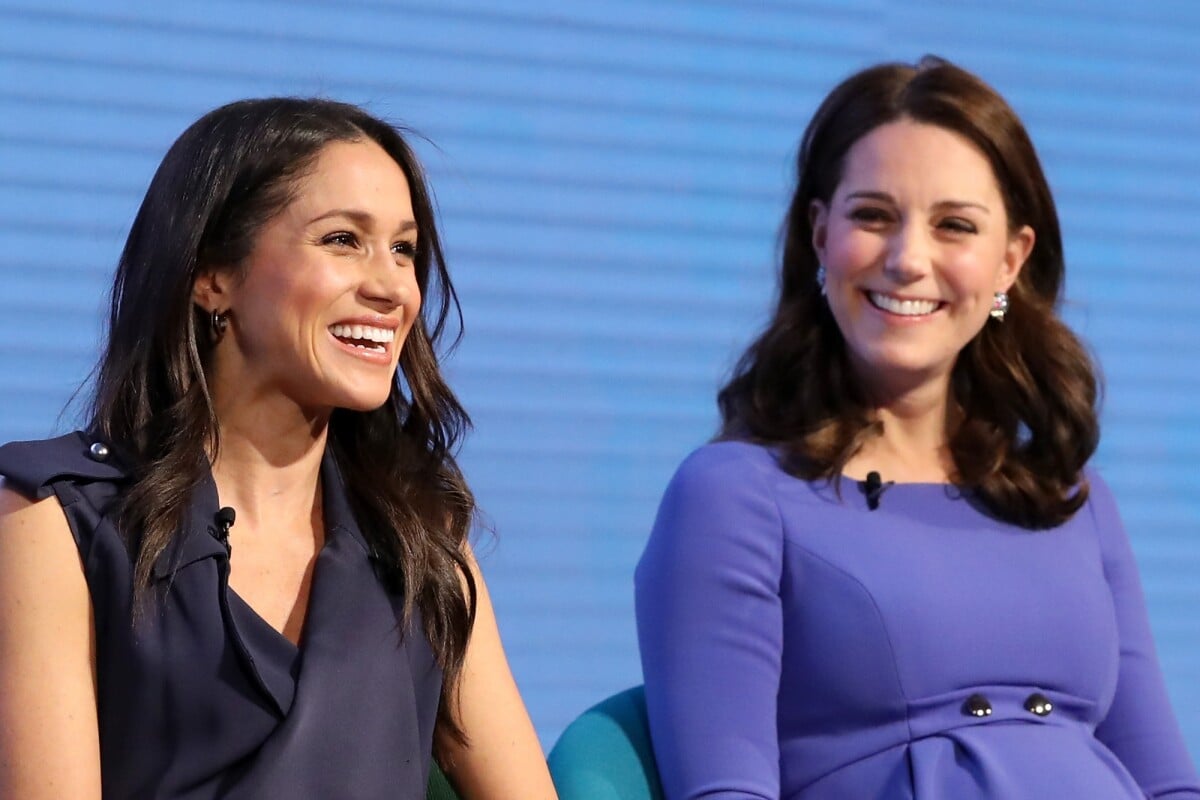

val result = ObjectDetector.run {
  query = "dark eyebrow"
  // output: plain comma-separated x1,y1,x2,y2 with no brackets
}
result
933,200,990,214
843,190,893,204
843,191,990,214
306,208,419,234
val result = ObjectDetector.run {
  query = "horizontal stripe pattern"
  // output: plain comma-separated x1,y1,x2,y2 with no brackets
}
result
0,0,1196,756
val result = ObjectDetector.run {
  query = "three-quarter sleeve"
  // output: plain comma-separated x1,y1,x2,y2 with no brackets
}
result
1089,472,1200,798
635,444,785,800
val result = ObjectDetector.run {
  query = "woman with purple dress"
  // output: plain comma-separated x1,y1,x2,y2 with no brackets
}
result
635,57,1199,798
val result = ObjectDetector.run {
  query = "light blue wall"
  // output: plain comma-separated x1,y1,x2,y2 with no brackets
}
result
1,0,1197,757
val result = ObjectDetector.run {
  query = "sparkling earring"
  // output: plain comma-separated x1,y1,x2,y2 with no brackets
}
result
211,308,229,337
989,291,1009,321
816,264,827,296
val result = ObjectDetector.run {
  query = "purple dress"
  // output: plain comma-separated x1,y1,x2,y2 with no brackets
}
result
0,432,440,799
635,441,1200,799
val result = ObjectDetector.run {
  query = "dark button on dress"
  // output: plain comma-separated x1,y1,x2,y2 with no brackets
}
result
0,432,441,799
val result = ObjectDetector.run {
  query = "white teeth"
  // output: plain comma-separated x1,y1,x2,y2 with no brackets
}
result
329,324,396,343
868,292,938,316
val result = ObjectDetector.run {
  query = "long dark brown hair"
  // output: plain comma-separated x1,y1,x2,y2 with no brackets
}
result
718,57,1099,528
89,97,476,742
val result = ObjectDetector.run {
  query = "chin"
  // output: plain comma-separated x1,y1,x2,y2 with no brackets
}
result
338,392,394,413
850,346,952,384
314,379,396,414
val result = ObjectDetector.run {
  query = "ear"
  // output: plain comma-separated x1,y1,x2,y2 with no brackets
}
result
809,199,830,262
997,224,1035,293
192,268,235,314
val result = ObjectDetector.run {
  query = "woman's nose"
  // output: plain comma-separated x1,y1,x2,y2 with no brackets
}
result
359,249,410,310
884,224,931,283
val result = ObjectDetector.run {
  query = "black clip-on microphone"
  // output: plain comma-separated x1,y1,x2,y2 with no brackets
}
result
214,506,236,555
863,471,893,511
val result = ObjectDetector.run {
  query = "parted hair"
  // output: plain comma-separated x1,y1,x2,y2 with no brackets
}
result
89,97,476,742
718,57,1100,528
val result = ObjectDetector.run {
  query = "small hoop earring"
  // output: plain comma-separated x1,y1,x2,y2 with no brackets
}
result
211,308,229,337
989,291,1009,321
816,264,827,297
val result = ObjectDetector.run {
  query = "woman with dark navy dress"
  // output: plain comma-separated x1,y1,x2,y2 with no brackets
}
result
635,58,1200,798
0,98,557,799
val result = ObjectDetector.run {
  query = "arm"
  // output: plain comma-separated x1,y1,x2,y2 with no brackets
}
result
1089,474,1200,798
435,545,557,800
634,445,784,800
0,480,102,799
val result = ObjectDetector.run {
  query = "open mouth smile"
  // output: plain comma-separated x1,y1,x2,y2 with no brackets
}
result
328,321,398,362
865,291,943,317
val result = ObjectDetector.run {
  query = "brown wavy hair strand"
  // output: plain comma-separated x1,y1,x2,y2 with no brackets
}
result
90,98,477,744
718,57,1099,528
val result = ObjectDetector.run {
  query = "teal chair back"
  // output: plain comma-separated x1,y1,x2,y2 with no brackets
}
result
427,762,459,800
548,686,665,800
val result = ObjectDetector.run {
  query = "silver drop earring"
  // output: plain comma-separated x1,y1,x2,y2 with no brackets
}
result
211,308,229,337
816,264,827,296
989,291,1009,321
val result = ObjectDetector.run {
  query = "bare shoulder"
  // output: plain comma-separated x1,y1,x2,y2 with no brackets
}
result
0,476,75,548
0,478,101,797
0,476,86,606
0,476,33,513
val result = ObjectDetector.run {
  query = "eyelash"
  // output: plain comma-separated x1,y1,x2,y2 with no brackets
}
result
322,232,419,258
846,208,977,235
849,207,891,224
939,218,977,235
323,231,359,248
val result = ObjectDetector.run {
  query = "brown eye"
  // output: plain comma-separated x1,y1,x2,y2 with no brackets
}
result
391,240,417,259
849,207,891,225
323,232,359,248
939,218,977,234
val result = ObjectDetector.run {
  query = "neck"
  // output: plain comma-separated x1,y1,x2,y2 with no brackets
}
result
845,371,958,483
208,389,330,533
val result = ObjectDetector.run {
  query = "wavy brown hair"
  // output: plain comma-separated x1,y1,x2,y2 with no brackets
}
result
718,57,1099,528
89,98,476,743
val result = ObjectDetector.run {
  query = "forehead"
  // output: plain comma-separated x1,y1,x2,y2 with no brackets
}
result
837,119,1003,204
286,138,415,219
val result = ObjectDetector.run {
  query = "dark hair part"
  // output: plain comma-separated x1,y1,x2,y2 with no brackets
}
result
90,97,477,742
718,57,1099,528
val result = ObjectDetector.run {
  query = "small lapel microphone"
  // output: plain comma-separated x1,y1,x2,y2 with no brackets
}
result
214,506,236,555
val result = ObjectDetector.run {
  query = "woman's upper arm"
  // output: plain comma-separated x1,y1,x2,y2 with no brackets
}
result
634,445,785,800
0,479,101,799
1089,474,1200,798
435,545,557,800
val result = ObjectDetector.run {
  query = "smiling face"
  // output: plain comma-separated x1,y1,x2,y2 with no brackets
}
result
196,138,421,414
809,118,1034,400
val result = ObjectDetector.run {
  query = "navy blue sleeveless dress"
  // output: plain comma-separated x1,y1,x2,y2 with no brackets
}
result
0,432,442,799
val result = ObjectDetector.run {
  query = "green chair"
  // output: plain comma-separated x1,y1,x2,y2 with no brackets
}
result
427,761,459,800
548,686,665,800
